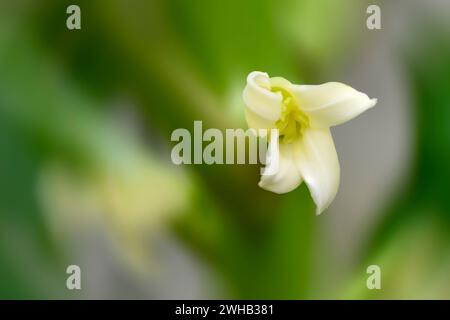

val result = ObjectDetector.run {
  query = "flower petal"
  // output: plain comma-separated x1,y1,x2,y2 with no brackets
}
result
245,108,275,137
259,141,302,194
291,82,377,128
294,128,340,214
243,71,282,121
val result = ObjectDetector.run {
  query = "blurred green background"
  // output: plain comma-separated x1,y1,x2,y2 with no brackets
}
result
0,0,449,299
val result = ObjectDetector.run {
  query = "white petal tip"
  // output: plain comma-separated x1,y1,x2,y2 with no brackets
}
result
247,71,269,81
258,180,294,194
315,206,326,215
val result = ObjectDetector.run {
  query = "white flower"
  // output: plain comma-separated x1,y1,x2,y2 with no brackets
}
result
243,71,377,214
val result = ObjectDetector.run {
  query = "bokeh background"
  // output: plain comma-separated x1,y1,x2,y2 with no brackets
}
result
0,0,449,299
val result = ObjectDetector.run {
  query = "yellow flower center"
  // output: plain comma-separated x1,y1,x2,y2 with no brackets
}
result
270,78,309,144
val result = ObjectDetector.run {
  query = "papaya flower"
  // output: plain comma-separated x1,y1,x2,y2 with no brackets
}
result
243,71,377,214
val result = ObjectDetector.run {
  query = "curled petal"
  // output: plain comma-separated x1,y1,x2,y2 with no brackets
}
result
291,82,377,128
245,108,275,137
243,71,282,121
294,128,340,214
259,141,302,194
